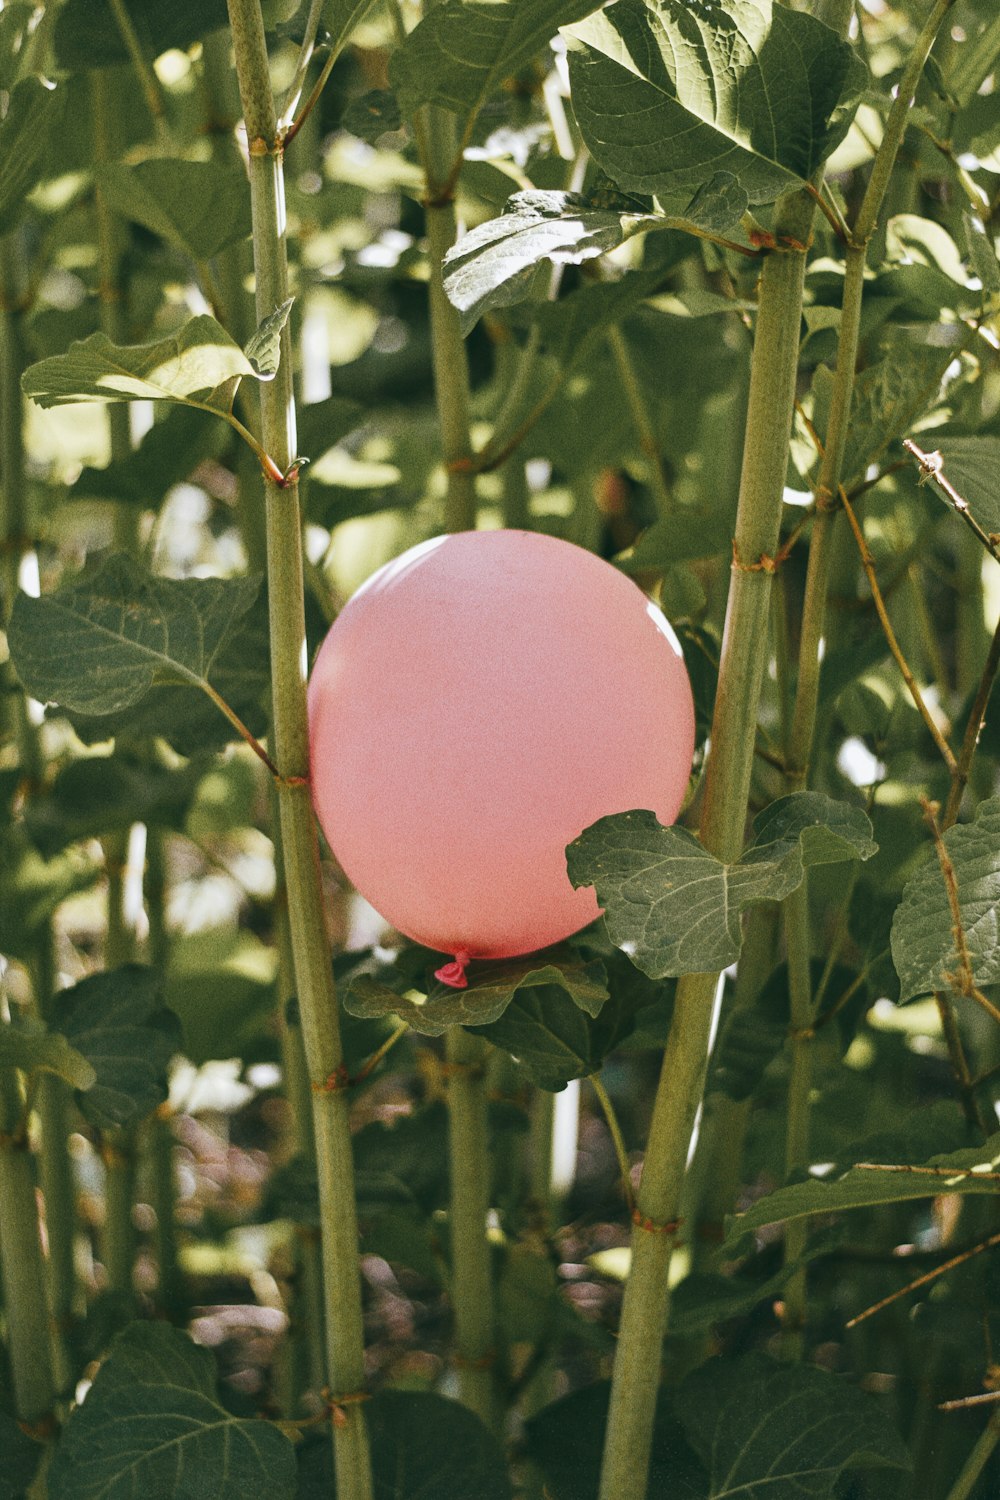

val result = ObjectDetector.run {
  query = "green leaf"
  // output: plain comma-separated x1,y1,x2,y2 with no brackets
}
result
530,267,668,372
0,77,62,225
70,406,230,508
524,1382,705,1500
54,0,229,70
0,830,99,963
467,983,630,1090
25,756,205,858
8,554,260,722
245,297,295,380
567,793,876,979
95,160,251,261
811,342,949,487
679,1353,910,1497
165,929,277,1067
963,211,1000,293
59,966,181,1130
921,435,1000,538
296,395,365,463
564,0,865,206
0,1021,96,1092
681,171,750,235
297,1389,512,1499
390,0,604,132
891,796,1000,1003
727,1130,1000,1240
443,191,657,334
21,316,256,413
325,0,382,57
345,950,608,1036
341,89,402,144
47,1322,296,1500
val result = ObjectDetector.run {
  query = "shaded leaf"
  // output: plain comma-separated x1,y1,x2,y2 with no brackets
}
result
165,929,277,1067
8,554,260,721
0,1021,96,1092
0,831,99,964
297,1389,511,1499
681,171,750,235
727,1130,1000,1241
96,160,251,260
524,1382,705,1500
325,0,382,57
25,756,205,858
54,0,229,70
345,950,608,1036
70,405,230,508
443,190,657,333
0,1408,42,1500
47,1322,295,1500
341,89,402,143
467,983,630,1090
22,316,256,413
963,211,1000,293
567,793,876,979
564,0,865,205
245,297,295,380
296,395,365,464
390,0,604,131
59,965,181,1130
679,1353,910,1497
815,342,948,486
531,267,668,371
0,77,62,225
891,796,1000,1002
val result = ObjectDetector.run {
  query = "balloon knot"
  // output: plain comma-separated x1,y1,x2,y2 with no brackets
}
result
434,950,471,989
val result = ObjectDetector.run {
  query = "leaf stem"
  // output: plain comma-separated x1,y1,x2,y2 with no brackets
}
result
278,0,328,126
606,325,671,521
106,0,173,150
903,439,1000,566
597,191,817,1500
944,612,1000,828
199,680,282,777
590,1073,634,1213
225,4,372,1493
942,1410,1000,1500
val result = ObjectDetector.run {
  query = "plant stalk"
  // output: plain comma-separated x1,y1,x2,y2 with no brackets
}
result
225,5,372,1493
597,188,817,1500
445,1029,497,1428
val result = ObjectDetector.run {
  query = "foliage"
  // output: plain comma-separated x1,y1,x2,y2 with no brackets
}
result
1,0,1000,1496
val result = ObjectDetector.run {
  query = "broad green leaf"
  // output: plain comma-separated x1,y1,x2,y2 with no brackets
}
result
0,78,62,224
390,0,604,132
297,1389,512,1500
564,0,865,206
679,1353,910,1497
8,554,260,721
920,435,1000,539
530,267,669,372
296,394,365,463
59,966,181,1130
54,0,229,70
467,984,625,1090
891,796,1000,1002
47,1322,296,1500
617,504,736,570
345,950,608,1036
22,316,256,413
245,297,295,379
443,191,658,334
165,929,277,1066
567,793,876,979
0,1021,96,1092
727,1131,1000,1240
681,171,750,235
525,1382,705,1500
341,89,402,144
96,160,251,261
70,405,230,507
25,756,205,858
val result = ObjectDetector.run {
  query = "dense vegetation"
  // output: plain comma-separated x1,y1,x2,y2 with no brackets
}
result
1,0,1000,1496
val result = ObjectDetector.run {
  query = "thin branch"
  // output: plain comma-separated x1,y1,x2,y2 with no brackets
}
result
590,1074,635,1214
922,797,1000,1029
840,486,958,775
944,611,1000,827
278,0,327,127
107,0,173,150
846,1231,1000,1329
199,681,282,779
903,439,1000,565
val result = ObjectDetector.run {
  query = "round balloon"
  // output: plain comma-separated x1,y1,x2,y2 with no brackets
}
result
307,529,694,983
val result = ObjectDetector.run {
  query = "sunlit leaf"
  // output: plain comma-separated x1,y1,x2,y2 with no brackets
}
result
22,317,257,413
564,0,865,206
567,793,876,979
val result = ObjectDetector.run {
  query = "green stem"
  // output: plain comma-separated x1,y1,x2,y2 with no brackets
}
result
528,1085,555,1216
942,1412,1000,1500
597,188,816,1500
0,1038,56,1425
225,6,372,1493
102,1136,137,1297
445,1028,497,1430
107,0,173,149
145,833,184,1321
606,325,671,521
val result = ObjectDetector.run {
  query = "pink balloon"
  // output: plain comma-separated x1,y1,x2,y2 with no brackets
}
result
307,530,694,982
